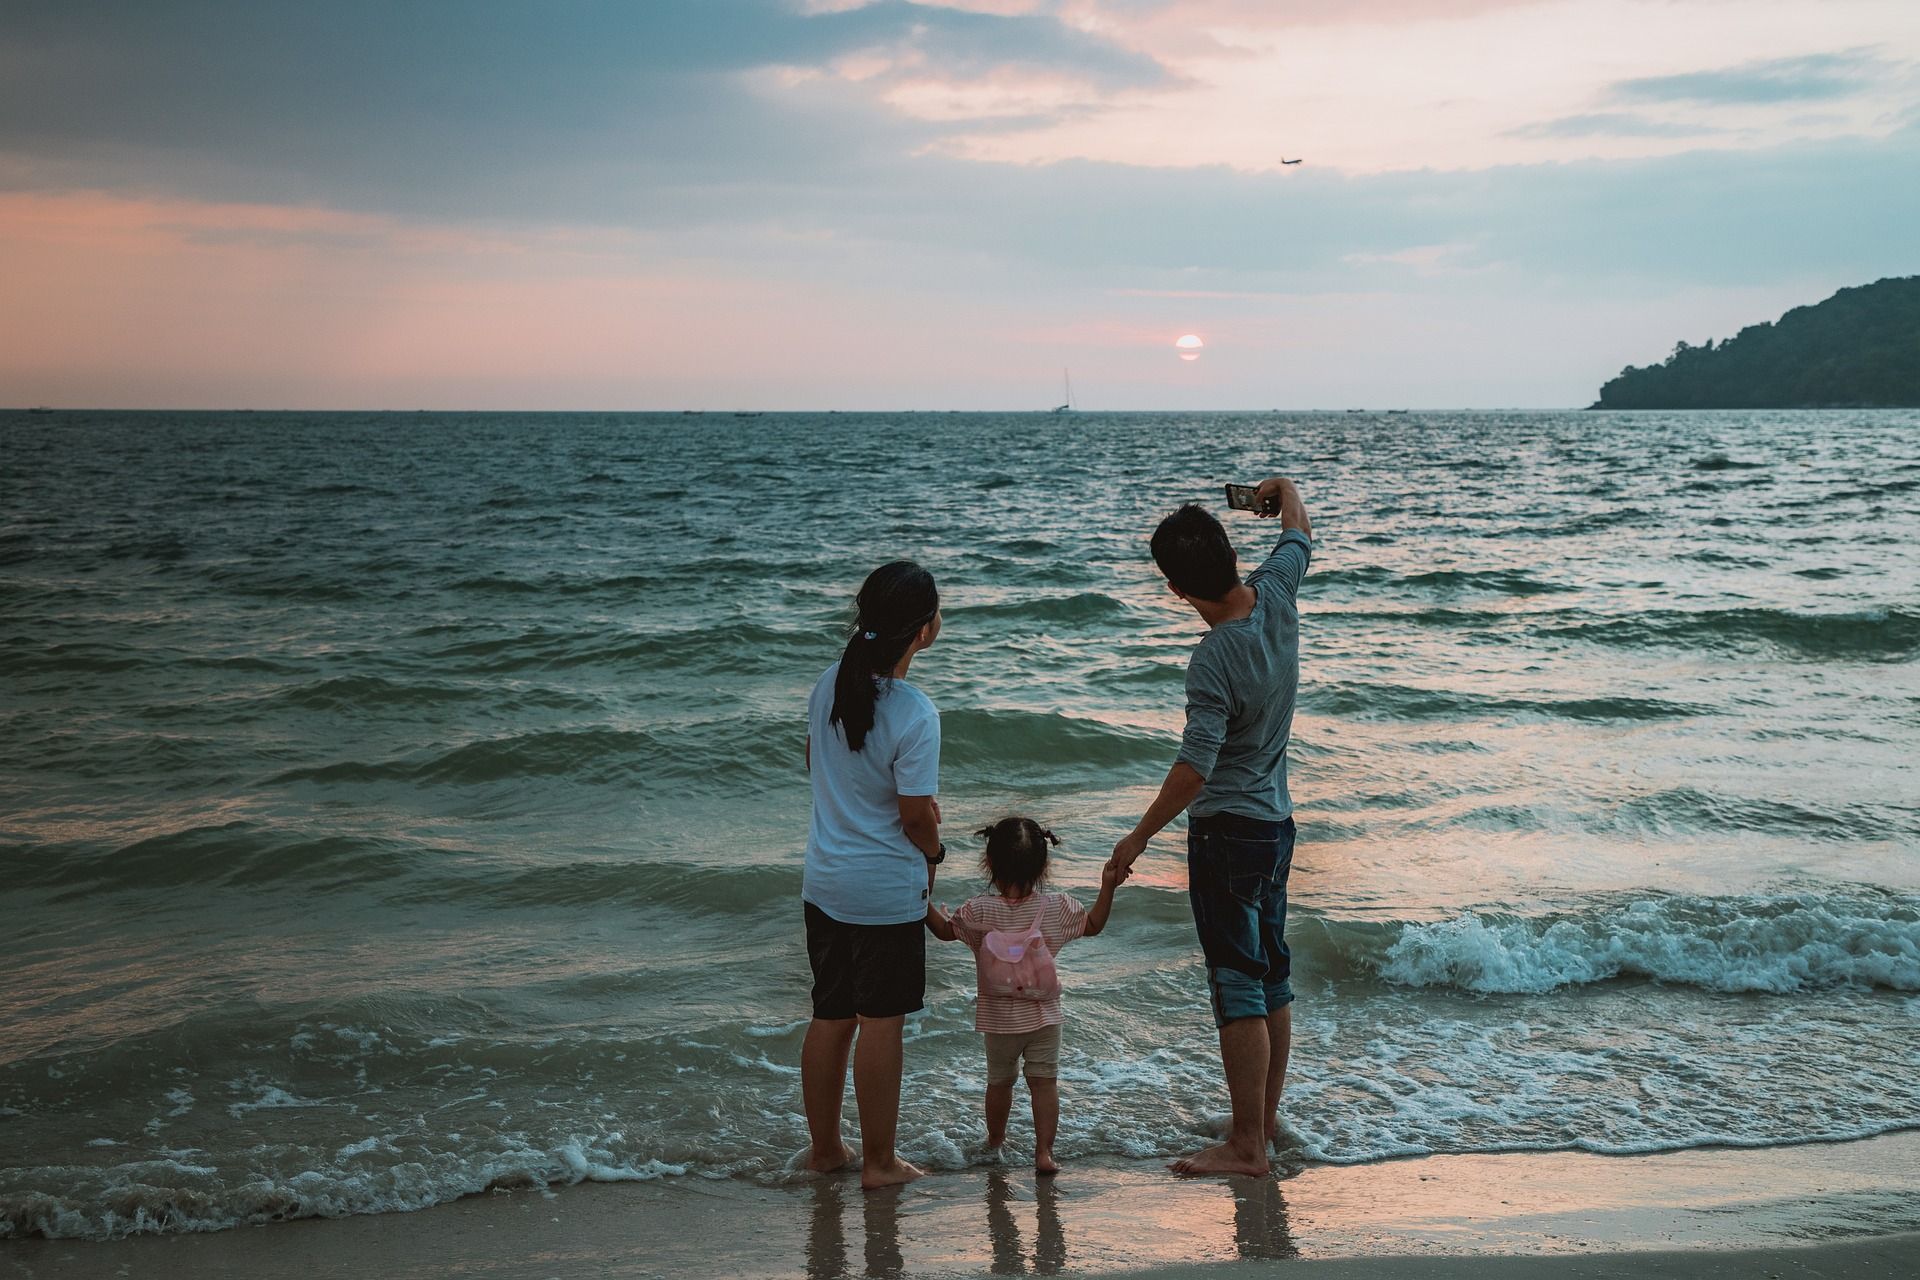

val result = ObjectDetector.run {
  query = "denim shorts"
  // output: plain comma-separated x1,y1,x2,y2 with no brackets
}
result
1187,813,1296,1028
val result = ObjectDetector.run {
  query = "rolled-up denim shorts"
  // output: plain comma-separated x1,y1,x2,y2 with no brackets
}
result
1187,813,1296,1028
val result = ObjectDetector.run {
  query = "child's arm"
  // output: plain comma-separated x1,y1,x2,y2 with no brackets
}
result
1082,862,1122,937
925,902,959,942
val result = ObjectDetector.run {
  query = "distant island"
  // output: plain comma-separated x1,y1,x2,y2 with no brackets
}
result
1592,276,1920,409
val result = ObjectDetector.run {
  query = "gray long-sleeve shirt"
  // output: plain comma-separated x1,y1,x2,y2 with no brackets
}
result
1176,528,1311,821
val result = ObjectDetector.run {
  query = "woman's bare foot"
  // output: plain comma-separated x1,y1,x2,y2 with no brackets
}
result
1169,1141,1270,1177
1034,1147,1060,1176
861,1157,925,1190
805,1141,857,1175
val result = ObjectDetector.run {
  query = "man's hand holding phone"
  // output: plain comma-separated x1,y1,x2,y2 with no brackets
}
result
1225,477,1310,535
1223,482,1280,515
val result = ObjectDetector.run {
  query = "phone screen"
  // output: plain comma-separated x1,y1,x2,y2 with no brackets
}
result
1224,483,1261,511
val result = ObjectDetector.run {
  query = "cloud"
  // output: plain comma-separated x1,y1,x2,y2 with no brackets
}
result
1609,49,1891,106
4,1,1919,408
0,0,1165,212
1505,112,1723,139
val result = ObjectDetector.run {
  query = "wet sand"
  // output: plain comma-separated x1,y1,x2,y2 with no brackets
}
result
7,1133,1919,1278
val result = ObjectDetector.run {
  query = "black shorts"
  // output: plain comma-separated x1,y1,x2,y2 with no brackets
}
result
804,901,926,1020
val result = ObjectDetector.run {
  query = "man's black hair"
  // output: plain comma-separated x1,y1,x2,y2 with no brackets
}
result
1150,503,1239,601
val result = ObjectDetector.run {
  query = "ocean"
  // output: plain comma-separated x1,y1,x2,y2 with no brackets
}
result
3,409,1917,1241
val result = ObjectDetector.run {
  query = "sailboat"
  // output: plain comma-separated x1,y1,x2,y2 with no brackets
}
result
1051,369,1074,413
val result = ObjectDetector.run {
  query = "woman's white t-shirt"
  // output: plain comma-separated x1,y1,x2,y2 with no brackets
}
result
803,661,941,926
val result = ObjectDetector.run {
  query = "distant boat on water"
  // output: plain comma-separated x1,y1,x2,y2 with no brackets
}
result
1387,409,1410,415
733,412,762,418
27,406,54,414
1051,369,1074,413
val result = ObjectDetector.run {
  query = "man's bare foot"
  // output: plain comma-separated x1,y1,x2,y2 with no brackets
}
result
804,1141,856,1175
1035,1148,1060,1176
1169,1142,1270,1177
861,1157,925,1190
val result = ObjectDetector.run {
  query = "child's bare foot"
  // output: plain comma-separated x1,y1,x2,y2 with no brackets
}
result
1034,1147,1060,1176
1169,1141,1270,1177
861,1157,925,1190
804,1141,856,1175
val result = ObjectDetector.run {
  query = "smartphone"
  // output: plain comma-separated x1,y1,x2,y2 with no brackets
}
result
1224,483,1275,514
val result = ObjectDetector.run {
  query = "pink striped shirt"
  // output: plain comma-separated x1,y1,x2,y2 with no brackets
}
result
951,891,1089,1034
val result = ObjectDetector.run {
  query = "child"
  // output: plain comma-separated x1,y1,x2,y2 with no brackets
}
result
926,817,1119,1174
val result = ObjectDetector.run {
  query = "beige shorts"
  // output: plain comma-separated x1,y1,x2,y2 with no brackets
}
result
984,1024,1061,1085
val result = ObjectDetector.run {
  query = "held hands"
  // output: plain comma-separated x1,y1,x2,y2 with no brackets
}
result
1105,830,1149,886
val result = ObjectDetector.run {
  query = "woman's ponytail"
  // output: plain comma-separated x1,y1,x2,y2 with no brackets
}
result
829,560,938,753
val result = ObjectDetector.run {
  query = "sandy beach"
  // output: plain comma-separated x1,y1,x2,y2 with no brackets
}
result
10,1133,1919,1278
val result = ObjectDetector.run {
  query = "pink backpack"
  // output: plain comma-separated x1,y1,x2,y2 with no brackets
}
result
978,907,1060,1002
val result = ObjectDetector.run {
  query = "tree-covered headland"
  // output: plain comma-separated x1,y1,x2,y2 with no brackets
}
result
1592,276,1920,409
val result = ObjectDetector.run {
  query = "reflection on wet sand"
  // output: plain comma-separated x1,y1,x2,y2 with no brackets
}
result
805,1178,911,1280
985,1169,1067,1275
803,1166,1297,1277
805,1179,851,1280
1232,1175,1298,1260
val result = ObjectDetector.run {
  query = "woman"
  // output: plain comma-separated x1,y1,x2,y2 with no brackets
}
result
800,560,943,1190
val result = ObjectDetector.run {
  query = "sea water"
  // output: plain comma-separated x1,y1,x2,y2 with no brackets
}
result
2,409,1916,1239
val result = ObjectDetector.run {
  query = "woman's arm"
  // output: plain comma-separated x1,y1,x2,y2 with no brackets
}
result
898,794,941,859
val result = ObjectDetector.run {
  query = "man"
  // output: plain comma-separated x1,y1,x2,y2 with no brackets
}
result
1106,476,1312,1176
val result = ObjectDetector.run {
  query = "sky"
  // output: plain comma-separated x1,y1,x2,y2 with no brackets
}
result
2,0,1917,409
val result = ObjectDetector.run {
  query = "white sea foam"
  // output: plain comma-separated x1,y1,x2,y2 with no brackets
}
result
0,1134,693,1240
225,1084,323,1117
1376,895,1920,994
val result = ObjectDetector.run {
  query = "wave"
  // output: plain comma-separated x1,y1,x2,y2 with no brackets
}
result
201,566,367,601
1335,893,1920,995
945,592,1131,625
270,675,597,714
268,723,795,790
443,858,799,914
273,675,488,710
1311,567,1575,595
940,707,1171,773
445,571,664,597
10,822,422,899
422,622,825,675
0,640,146,674
1543,607,1920,661
1619,787,1910,842
1309,680,1707,722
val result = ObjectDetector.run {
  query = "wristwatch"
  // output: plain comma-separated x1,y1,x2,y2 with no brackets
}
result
924,843,947,865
